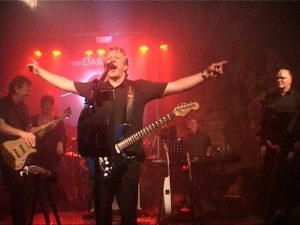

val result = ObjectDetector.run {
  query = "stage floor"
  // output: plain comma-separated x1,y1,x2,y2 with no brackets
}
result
0,207,264,225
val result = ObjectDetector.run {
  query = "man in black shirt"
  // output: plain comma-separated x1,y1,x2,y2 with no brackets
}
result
182,117,213,161
0,76,56,225
259,69,300,225
29,46,227,225
181,117,213,219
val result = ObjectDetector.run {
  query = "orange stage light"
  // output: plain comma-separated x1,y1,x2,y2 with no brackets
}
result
85,50,93,57
160,44,168,52
34,50,42,58
139,45,149,55
97,49,106,57
52,50,62,57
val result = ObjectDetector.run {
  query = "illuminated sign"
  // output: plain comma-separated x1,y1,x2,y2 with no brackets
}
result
71,57,104,67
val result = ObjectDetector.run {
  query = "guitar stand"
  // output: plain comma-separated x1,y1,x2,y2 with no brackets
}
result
156,142,172,225
22,166,62,225
156,151,203,225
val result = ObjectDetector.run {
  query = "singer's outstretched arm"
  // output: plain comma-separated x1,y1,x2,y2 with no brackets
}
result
29,58,227,96
163,60,228,96
29,59,78,94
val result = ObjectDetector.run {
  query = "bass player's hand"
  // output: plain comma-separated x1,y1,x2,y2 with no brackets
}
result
19,130,36,147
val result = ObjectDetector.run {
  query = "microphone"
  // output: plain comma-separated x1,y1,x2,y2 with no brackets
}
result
105,62,117,70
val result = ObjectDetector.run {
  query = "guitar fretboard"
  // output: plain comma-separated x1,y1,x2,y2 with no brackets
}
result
116,113,175,151
36,110,70,138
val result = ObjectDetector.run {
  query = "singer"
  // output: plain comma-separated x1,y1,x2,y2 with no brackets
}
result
28,46,227,225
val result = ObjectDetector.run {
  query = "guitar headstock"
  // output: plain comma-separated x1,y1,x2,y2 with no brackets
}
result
173,101,199,117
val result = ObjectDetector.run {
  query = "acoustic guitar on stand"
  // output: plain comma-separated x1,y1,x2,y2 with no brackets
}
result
162,141,172,216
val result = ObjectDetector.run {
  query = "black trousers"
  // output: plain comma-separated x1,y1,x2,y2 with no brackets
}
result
94,159,141,225
1,168,39,225
261,148,295,225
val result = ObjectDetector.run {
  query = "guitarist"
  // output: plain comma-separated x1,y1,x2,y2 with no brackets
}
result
0,76,57,225
28,46,227,225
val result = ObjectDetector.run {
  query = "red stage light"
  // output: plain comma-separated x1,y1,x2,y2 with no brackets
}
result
97,49,106,57
34,50,42,58
85,50,93,57
181,165,189,171
160,44,168,52
52,50,62,57
139,45,149,55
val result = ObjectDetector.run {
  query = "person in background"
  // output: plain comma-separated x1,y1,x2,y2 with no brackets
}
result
181,116,213,220
30,94,68,221
31,95,67,173
182,117,213,162
259,68,300,225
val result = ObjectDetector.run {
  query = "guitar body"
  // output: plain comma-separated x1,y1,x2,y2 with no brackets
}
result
0,107,71,171
1,138,37,170
98,124,131,178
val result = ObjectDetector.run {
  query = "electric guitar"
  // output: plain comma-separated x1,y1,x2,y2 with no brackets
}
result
0,107,71,171
99,101,199,178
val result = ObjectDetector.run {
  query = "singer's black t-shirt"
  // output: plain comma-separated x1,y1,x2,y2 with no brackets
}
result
74,78,167,160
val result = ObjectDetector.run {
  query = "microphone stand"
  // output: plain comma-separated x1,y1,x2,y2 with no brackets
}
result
85,67,110,109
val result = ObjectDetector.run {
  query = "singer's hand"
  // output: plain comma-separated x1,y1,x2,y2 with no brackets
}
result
206,60,228,77
27,58,41,75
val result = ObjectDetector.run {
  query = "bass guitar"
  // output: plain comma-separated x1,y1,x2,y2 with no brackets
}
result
99,101,199,178
0,107,71,170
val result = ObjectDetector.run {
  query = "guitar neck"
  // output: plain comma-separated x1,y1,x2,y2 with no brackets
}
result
116,113,175,152
36,115,65,138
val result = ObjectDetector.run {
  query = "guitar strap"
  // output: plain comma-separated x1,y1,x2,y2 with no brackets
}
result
126,83,134,124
